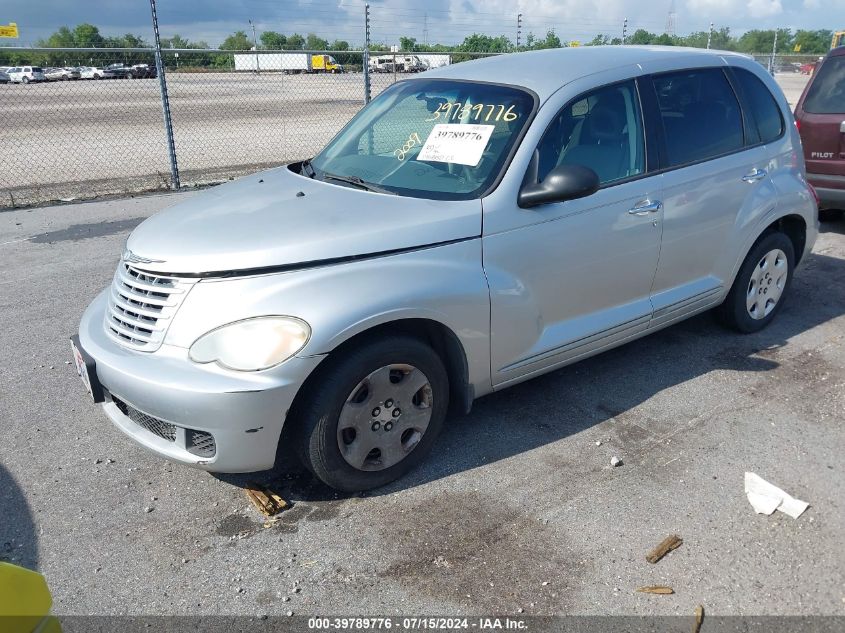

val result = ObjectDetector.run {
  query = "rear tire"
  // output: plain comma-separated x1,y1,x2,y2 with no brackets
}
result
292,335,449,492
715,231,795,333
21,77,29,84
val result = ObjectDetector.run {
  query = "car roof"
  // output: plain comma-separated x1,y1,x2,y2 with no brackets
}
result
827,46,845,58
419,45,752,101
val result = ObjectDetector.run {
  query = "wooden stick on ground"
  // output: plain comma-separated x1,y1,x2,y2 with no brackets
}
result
692,605,705,633
636,585,674,594
244,482,289,516
646,534,683,564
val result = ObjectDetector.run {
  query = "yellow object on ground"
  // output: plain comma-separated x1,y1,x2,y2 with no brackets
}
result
0,562,61,633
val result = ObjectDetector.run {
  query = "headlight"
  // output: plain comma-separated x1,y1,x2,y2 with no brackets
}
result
189,316,310,371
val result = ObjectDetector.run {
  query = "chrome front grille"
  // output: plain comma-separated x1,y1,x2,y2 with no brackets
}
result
105,262,197,351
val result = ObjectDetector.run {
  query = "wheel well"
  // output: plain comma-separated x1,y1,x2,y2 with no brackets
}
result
289,318,472,423
333,319,473,416
769,214,807,265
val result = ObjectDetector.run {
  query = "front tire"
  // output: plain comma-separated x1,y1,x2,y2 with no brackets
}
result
716,231,795,333
293,335,449,491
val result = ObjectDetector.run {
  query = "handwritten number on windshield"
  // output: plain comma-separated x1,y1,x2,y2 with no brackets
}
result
394,132,422,161
425,102,518,122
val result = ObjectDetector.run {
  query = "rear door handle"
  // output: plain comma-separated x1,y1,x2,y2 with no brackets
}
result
628,199,662,215
742,168,767,183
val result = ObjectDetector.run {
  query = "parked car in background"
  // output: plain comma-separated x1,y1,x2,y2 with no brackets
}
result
795,46,845,219
7,66,47,83
0,69,9,84
44,66,80,81
800,62,817,75
79,66,116,80
131,63,157,79
106,63,134,79
74,46,817,491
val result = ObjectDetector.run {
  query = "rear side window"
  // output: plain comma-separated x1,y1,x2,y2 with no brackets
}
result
32,67,43,73
732,68,784,143
652,68,743,167
804,56,845,114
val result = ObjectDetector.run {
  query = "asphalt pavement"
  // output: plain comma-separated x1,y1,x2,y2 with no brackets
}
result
0,193,843,616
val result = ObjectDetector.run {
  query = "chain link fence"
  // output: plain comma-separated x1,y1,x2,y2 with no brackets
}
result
0,47,809,209
0,47,500,208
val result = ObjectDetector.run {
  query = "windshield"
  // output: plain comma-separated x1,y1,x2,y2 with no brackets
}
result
310,79,536,200
804,56,845,114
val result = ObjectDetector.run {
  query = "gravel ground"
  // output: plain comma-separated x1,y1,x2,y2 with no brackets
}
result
0,72,811,209
0,193,843,618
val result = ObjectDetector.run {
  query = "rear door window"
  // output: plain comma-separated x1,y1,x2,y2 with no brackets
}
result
803,56,845,114
652,68,744,167
731,68,784,144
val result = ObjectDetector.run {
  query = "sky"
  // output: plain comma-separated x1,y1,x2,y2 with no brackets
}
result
1,0,841,48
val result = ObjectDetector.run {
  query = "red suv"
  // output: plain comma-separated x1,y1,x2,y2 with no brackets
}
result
795,46,845,219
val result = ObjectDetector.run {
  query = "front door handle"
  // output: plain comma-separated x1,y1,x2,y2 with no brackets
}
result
742,168,768,183
628,199,662,215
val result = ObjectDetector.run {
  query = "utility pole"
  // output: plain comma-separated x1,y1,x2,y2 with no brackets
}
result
363,3,371,104
517,13,522,49
707,22,714,49
148,0,179,189
622,18,628,45
768,29,779,75
249,19,260,73
423,13,428,47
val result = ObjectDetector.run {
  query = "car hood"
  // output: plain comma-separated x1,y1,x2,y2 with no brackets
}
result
125,165,481,275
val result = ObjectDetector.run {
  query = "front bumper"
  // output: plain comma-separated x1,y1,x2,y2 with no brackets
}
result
78,290,325,472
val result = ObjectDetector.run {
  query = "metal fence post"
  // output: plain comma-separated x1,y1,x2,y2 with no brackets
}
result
363,3,371,103
149,0,180,189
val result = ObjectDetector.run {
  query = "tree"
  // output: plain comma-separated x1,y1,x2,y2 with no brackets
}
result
792,29,833,54
330,39,350,51
73,23,104,47
161,34,190,49
260,31,286,50
38,26,75,48
629,29,657,45
287,33,305,49
532,30,561,49
400,36,417,51
305,33,328,50
121,33,147,48
459,33,512,53
220,30,253,50
736,29,792,54
587,34,610,46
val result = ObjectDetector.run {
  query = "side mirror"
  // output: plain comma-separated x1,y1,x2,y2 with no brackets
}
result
518,164,600,208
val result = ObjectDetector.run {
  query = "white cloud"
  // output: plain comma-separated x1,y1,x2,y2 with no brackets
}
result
746,0,784,17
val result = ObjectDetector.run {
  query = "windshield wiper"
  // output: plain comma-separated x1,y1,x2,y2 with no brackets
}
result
300,159,316,178
321,172,396,195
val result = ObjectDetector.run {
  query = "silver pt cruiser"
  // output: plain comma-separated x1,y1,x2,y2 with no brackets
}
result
73,46,818,491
